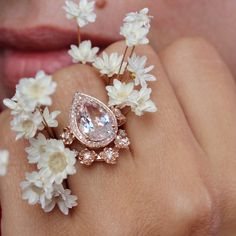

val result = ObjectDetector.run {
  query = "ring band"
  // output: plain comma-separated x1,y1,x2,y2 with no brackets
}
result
61,92,130,165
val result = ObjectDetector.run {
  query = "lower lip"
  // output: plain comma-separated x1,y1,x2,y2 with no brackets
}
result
0,49,73,90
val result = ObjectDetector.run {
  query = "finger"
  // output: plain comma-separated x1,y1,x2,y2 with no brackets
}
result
104,41,198,162
160,37,236,156
159,37,236,233
0,110,71,235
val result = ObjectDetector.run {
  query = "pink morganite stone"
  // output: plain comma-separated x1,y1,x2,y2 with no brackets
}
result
78,102,116,142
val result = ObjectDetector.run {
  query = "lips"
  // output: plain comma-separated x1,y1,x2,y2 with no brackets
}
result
0,26,116,92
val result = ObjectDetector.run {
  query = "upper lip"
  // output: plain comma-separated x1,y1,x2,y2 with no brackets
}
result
0,26,116,51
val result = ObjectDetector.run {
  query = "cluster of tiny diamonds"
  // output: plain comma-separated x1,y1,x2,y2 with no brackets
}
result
78,129,130,165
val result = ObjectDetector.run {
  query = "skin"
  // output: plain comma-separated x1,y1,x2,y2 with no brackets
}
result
0,1,236,235
1,39,236,235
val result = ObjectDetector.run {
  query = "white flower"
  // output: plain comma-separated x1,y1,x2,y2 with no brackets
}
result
25,133,48,164
124,8,152,28
20,171,53,207
43,107,60,128
43,184,78,215
131,86,157,116
0,150,9,176
68,40,99,64
16,71,57,110
93,52,126,77
120,22,149,47
3,92,35,115
11,110,44,140
38,139,77,184
127,53,156,86
63,0,96,27
106,79,135,107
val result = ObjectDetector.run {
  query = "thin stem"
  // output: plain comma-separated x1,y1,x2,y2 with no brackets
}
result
37,108,56,139
124,46,135,71
117,46,128,79
78,27,81,45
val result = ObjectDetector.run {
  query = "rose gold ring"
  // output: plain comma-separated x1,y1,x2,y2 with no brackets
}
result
60,92,130,166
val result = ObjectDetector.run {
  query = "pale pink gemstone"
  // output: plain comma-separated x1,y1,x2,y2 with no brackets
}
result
70,93,118,148
78,102,116,142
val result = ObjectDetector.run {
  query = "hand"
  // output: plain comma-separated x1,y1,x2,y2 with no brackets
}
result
1,37,236,236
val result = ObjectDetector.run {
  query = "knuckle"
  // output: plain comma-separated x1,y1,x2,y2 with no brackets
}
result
171,185,218,235
52,63,104,95
167,36,216,60
135,186,217,235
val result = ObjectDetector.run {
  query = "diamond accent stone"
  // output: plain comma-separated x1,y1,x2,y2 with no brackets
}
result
110,107,126,126
114,129,130,149
99,147,119,164
70,93,118,148
78,149,97,166
61,127,75,145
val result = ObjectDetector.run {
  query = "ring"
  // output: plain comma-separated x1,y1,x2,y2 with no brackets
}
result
61,92,130,165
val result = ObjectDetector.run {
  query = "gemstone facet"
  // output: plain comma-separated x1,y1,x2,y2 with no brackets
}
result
114,129,130,149
110,107,127,126
61,127,75,145
99,147,119,164
70,93,118,148
78,149,97,166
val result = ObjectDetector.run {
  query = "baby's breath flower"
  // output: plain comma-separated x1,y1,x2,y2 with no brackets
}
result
131,86,157,116
25,133,48,164
16,71,57,110
123,8,152,28
0,150,9,176
63,0,96,27
128,53,156,86
11,110,44,140
68,40,99,64
120,8,152,47
38,139,77,184
106,79,136,108
42,107,61,128
43,183,78,215
120,22,149,47
3,93,34,115
20,171,53,207
93,52,126,77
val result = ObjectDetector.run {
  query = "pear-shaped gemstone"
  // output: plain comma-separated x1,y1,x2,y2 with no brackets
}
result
70,93,118,148
78,102,115,141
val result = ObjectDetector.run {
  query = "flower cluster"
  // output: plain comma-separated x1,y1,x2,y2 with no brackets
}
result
63,0,96,27
95,7,156,116
120,8,152,47
4,71,58,140
3,71,78,215
65,3,157,116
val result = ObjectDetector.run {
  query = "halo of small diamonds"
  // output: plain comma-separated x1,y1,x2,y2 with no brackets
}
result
70,92,118,149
